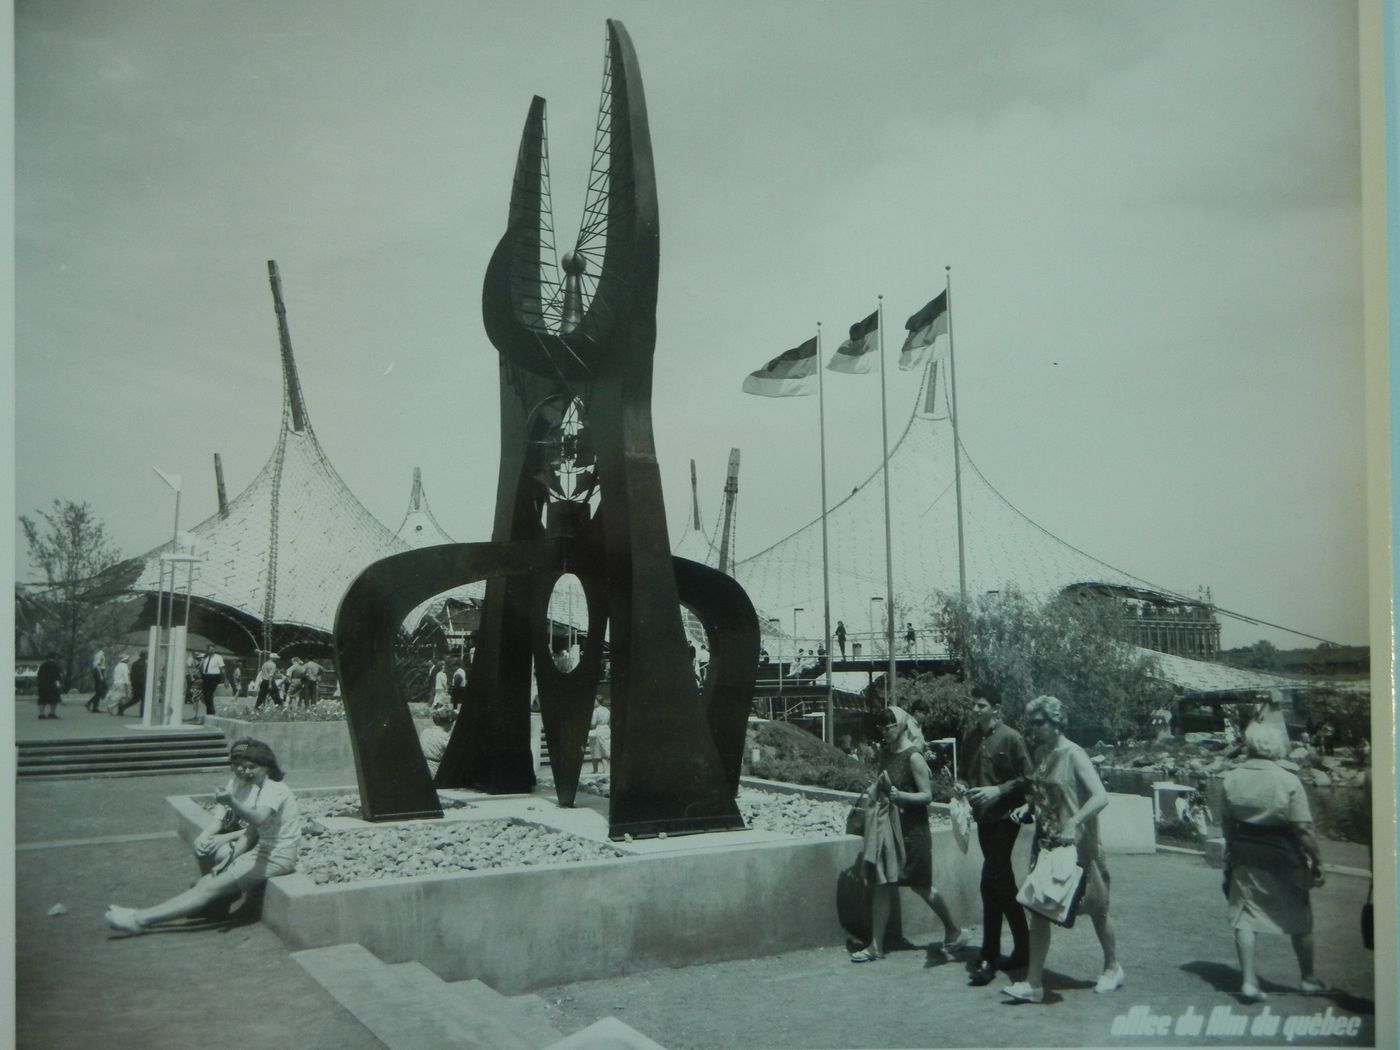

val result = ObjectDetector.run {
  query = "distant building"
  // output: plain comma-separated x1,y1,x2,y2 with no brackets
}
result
1061,583,1221,659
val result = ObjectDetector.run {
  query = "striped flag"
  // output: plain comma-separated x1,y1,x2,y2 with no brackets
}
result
899,291,949,371
828,311,879,374
742,337,818,397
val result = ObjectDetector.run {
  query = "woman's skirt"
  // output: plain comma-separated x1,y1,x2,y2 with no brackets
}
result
1227,824,1312,936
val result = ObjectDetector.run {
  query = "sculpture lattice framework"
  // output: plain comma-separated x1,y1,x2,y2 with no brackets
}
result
334,19,760,838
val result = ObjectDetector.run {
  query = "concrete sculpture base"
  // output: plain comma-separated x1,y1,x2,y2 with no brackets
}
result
167,787,1154,993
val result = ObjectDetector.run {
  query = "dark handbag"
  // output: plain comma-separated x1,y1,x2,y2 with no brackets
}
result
845,803,865,837
835,860,903,945
215,804,243,835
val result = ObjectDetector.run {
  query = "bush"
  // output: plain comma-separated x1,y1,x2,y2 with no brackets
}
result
236,698,349,723
1306,784,1372,845
746,720,874,793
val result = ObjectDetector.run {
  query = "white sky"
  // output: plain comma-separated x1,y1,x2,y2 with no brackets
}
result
14,0,1370,649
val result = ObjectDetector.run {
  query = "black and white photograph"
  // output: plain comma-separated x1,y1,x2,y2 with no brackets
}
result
10,2,1395,1048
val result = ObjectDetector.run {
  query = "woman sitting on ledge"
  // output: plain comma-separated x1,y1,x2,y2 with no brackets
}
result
105,738,302,934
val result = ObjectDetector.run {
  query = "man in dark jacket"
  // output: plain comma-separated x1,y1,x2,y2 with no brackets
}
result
956,693,1032,986
119,650,148,717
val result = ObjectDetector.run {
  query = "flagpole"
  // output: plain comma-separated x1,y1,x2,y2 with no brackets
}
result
945,267,967,610
877,296,897,707
816,324,835,745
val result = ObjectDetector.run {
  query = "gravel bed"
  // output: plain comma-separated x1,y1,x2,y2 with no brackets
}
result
200,792,472,822
578,777,950,839
296,819,626,885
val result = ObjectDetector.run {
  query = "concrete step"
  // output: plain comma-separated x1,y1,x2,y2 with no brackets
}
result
543,1017,669,1050
17,733,230,778
294,943,564,1050
441,977,566,1049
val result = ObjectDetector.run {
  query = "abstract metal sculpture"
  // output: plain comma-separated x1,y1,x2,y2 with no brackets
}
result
334,20,759,838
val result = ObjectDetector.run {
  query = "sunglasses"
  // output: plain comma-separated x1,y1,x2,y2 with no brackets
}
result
1025,718,1049,727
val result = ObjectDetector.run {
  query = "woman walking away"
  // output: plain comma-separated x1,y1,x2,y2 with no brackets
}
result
1221,722,1327,1002
103,654,131,714
104,739,302,933
850,706,965,962
1003,695,1122,1003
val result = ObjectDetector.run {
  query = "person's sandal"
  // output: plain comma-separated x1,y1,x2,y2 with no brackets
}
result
849,948,883,963
1240,984,1268,1003
1300,979,1328,995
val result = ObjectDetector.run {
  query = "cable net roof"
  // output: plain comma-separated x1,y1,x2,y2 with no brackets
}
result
130,427,408,640
395,468,457,548
730,361,1190,638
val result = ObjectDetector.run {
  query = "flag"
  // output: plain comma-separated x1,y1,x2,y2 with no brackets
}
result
742,337,818,397
899,291,949,371
823,315,879,375
827,311,879,374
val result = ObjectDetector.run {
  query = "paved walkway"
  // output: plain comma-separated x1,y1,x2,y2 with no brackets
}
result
12,696,1389,1049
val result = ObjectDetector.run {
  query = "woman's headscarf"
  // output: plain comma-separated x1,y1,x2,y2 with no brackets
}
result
883,705,926,752
230,737,284,781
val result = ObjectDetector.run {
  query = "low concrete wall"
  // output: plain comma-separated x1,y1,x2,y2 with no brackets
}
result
167,784,1151,992
204,716,429,778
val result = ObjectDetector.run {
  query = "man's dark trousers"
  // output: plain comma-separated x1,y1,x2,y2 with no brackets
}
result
200,675,221,716
977,818,1028,963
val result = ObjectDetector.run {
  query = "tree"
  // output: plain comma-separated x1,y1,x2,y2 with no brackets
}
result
19,500,126,686
930,587,1175,744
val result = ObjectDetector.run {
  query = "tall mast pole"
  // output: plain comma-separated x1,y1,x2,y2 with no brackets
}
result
945,267,967,609
877,297,897,705
817,324,835,744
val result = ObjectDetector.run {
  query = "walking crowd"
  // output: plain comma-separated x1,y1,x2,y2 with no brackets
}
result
845,692,1350,1007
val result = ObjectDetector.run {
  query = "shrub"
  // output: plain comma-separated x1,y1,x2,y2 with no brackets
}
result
746,720,874,793
236,698,349,723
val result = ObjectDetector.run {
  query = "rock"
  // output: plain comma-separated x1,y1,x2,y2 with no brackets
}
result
1090,755,1106,765
1309,770,1333,787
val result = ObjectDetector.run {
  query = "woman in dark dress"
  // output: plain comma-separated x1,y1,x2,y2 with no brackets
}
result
850,706,966,961
37,652,63,719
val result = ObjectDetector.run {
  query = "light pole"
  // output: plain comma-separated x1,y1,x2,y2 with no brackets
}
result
869,596,885,703
768,617,782,699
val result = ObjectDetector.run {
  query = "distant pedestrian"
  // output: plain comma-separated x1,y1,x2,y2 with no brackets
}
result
430,661,449,707
420,705,455,778
119,651,148,716
254,653,283,709
299,657,323,705
588,697,612,772
285,656,308,707
86,647,108,713
198,647,225,718
904,623,916,653
835,621,847,659
104,655,132,714
448,659,467,708
37,652,63,719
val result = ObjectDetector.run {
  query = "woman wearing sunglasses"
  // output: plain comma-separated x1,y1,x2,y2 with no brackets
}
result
104,738,302,934
849,705,965,962
1002,695,1123,1003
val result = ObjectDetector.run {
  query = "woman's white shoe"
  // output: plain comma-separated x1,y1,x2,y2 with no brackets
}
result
1094,964,1125,993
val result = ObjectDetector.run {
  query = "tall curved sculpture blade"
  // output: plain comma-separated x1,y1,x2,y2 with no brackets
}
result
337,20,759,837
